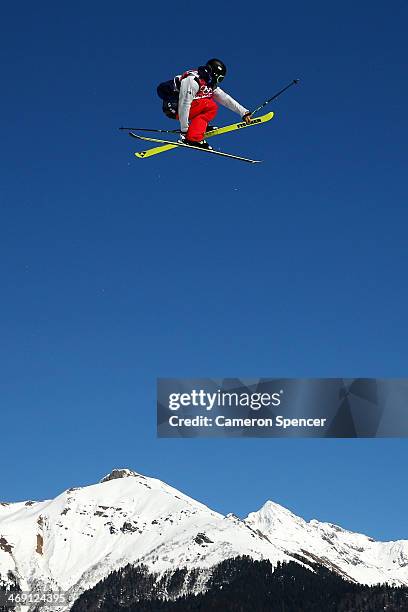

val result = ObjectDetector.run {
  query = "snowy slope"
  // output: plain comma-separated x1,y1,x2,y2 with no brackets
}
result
0,469,292,609
245,500,408,586
0,468,407,611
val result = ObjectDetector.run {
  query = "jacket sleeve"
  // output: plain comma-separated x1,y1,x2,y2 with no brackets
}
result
212,88,249,117
178,76,199,133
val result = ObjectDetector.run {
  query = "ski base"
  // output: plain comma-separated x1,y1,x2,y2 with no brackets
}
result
130,133,261,163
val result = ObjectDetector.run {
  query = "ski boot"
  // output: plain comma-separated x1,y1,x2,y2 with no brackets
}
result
178,135,213,150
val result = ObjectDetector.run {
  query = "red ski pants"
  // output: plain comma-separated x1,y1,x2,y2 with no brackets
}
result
187,98,218,142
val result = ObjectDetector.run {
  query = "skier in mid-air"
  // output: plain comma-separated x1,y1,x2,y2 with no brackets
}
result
157,59,252,150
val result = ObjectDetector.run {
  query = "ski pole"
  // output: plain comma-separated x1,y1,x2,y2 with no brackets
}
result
119,126,180,134
249,79,300,116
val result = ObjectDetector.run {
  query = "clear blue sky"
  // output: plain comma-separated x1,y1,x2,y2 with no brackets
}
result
1,1,407,541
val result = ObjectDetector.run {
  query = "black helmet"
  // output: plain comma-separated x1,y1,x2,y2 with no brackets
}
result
206,58,227,87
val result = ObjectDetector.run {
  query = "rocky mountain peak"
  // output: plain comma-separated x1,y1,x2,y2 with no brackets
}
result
100,468,141,483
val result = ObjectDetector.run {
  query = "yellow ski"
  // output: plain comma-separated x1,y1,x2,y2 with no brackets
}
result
132,112,274,159
131,133,261,163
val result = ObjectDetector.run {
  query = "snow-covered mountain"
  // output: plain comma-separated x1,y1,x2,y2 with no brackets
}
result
245,500,408,586
0,468,407,610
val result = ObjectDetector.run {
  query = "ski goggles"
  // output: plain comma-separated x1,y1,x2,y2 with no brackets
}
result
211,74,224,88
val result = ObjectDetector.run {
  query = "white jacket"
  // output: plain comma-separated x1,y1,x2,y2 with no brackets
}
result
178,74,249,133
